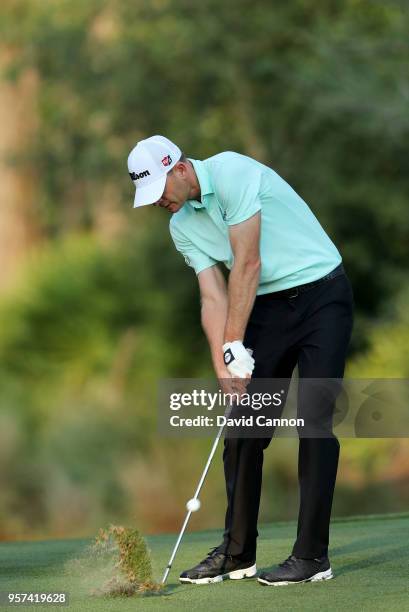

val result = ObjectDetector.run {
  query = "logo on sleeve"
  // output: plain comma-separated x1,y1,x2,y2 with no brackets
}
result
184,255,191,266
218,205,227,221
162,155,172,167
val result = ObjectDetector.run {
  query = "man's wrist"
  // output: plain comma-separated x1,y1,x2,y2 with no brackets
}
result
212,352,227,376
224,335,243,344
214,361,227,376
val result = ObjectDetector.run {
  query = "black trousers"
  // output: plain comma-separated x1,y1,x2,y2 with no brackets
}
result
221,270,354,561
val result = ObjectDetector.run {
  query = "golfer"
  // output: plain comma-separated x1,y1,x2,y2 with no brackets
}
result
127,135,354,586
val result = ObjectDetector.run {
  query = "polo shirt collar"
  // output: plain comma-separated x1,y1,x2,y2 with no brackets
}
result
188,158,213,209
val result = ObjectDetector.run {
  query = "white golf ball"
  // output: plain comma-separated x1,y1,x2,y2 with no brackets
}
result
186,498,201,512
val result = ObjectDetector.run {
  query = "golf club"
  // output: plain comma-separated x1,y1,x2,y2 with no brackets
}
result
161,401,233,585
161,352,253,585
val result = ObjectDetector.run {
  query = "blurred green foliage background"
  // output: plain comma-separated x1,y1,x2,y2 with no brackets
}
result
0,0,408,540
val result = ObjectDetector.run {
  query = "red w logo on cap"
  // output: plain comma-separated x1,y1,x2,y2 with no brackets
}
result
162,155,172,166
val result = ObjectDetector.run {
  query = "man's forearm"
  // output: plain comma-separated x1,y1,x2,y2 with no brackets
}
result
201,295,228,375
224,259,261,343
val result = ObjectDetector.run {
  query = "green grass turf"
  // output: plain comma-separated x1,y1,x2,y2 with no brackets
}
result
1,513,408,611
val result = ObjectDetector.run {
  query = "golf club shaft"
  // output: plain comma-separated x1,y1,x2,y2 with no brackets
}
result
161,508,192,584
161,404,233,584
192,418,226,500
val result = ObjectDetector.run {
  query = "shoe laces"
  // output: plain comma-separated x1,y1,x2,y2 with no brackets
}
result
279,555,297,568
201,546,231,566
279,555,322,568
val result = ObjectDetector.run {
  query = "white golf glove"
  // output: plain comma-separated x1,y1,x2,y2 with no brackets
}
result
222,341,255,378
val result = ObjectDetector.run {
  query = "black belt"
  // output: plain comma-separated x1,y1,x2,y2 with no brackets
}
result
258,263,345,300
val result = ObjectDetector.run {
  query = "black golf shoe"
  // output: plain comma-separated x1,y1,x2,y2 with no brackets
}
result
258,554,333,586
180,546,257,584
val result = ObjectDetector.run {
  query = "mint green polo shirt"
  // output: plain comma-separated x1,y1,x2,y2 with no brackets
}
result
169,152,342,294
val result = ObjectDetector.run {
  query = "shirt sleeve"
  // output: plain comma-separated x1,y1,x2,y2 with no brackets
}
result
169,222,217,275
213,155,262,226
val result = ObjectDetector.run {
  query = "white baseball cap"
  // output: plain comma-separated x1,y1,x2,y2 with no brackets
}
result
127,135,182,207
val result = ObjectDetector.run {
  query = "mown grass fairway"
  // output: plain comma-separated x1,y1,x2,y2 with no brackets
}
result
1,513,408,611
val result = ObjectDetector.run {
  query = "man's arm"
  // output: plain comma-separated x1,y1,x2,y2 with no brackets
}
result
198,264,229,377
198,266,249,395
224,211,261,343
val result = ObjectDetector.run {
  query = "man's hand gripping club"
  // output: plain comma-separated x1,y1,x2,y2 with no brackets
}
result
223,340,255,378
